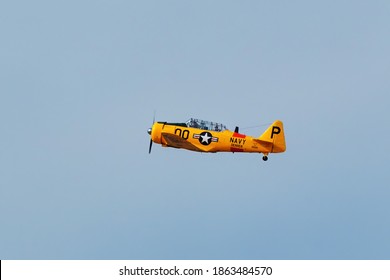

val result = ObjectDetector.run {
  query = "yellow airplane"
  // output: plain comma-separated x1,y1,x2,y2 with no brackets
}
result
147,118,286,161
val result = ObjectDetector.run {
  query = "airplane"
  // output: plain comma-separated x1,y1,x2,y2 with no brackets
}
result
147,117,286,161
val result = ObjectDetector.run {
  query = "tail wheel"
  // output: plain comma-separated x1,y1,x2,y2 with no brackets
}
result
262,155,268,161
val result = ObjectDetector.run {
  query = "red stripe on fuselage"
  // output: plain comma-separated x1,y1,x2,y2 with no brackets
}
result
231,147,244,152
232,132,246,138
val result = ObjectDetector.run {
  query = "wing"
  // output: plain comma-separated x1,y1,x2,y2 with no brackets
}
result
162,133,203,152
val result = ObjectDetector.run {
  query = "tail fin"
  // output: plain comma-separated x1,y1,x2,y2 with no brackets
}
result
258,120,286,153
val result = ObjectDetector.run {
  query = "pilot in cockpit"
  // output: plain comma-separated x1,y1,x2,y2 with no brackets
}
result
192,119,199,128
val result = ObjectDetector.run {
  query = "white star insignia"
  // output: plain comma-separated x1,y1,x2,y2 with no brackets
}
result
200,133,211,144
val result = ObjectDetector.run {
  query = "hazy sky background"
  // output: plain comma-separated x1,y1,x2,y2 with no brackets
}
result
1,0,389,259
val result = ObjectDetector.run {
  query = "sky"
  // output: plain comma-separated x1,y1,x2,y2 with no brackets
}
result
1,0,389,259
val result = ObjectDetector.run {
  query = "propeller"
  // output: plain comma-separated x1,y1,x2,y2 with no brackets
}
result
148,138,153,154
147,112,155,154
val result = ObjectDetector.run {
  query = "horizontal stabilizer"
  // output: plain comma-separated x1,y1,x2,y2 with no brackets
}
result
253,138,272,144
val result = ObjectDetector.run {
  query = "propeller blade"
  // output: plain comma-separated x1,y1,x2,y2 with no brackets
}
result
149,139,153,154
148,111,155,154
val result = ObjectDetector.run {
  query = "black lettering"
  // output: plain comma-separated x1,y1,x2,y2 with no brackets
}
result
175,128,189,140
271,126,281,139
182,129,189,140
175,128,182,136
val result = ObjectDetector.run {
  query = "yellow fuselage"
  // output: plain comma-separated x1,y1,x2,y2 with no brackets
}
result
150,121,285,154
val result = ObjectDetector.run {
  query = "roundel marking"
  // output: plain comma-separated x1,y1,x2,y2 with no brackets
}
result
199,131,213,145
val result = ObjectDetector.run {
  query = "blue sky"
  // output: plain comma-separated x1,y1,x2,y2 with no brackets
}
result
1,0,389,259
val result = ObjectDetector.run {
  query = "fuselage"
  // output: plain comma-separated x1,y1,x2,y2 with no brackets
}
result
150,122,270,153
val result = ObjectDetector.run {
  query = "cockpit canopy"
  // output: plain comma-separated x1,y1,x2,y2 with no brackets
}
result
185,118,227,132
